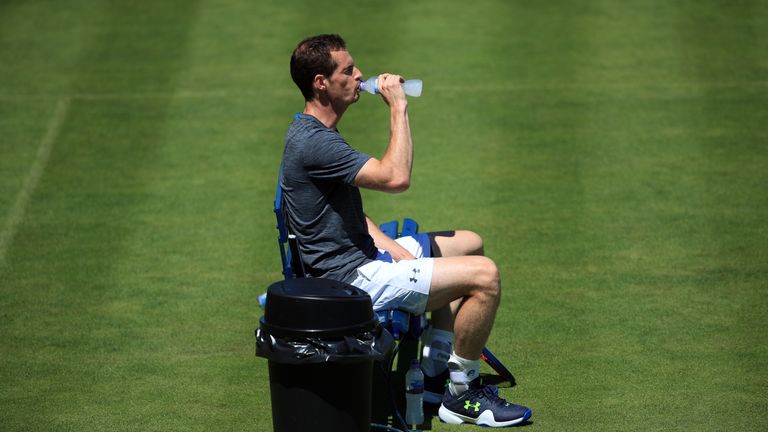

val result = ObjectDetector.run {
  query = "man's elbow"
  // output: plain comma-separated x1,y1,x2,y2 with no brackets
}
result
379,161,410,192
355,164,411,192
387,177,410,193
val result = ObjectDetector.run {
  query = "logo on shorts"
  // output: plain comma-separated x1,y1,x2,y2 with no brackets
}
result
409,268,420,283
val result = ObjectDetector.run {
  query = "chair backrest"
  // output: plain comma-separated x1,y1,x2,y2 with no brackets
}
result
379,218,420,240
274,166,304,279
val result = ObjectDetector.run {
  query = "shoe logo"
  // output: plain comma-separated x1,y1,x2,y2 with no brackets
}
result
409,268,420,283
464,400,481,412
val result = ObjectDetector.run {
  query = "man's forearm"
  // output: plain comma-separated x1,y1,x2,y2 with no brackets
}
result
352,75,415,193
366,214,415,261
381,105,413,189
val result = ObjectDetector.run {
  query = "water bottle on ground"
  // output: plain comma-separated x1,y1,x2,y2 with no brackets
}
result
359,77,422,97
405,359,425,426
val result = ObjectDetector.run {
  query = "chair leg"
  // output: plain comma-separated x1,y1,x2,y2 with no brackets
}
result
371,335,420,428
482,347,517,387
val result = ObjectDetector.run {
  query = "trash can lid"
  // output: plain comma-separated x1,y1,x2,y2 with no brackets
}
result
260,278,378,338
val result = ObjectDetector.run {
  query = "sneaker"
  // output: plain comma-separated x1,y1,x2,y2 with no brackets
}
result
423,368,450,405
438,380,532,427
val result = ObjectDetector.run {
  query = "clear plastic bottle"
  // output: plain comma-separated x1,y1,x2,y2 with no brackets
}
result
359,77,422,97
405,359,425,426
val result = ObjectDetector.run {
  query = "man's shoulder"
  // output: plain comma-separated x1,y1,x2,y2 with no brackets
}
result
288,115,342,146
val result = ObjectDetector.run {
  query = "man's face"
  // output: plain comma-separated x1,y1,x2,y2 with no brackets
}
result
324,49,363,105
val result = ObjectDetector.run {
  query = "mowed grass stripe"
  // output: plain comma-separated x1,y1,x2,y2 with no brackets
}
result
488,2,767,431
1,1,206,430
675,3,768,427
0,79,766,104
0,98,69,265
565,3,761,430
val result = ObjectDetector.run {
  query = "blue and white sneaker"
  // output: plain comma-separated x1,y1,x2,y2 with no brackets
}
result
423,368,450,405
438,380,532,427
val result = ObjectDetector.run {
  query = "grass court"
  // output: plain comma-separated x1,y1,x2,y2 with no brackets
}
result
1,0,766,430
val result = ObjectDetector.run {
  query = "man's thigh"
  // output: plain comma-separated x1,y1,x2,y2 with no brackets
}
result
349,232,486,313
396,233,431,258
351,257,435,314
429,230,484,257
425,255,498,312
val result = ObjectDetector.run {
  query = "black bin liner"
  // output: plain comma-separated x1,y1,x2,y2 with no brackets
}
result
255,278,394,432
256,278,394,363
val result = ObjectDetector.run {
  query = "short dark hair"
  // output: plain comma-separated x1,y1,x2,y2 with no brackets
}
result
290,34,347,101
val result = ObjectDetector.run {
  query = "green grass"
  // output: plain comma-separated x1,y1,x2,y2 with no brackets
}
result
1,0,766,431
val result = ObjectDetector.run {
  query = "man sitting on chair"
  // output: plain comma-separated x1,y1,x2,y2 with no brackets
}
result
280,33,532,427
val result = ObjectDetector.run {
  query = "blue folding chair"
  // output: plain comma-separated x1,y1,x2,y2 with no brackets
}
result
272,170,304,279
269,167,516,386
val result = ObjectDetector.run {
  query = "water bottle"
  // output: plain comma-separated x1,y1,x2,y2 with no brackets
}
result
405,359,424,426
359,77,422,97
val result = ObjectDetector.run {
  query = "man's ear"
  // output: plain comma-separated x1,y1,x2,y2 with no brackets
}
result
312,74,327,93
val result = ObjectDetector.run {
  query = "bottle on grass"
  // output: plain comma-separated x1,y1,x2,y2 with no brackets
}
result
405,359,425,427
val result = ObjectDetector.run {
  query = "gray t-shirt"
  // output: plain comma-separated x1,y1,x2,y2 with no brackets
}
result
281,113,376,283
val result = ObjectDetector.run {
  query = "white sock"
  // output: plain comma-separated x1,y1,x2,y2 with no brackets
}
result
420,327,453,377
447,352,481,396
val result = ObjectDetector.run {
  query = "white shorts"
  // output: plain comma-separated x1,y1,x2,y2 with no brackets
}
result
350,234,434,314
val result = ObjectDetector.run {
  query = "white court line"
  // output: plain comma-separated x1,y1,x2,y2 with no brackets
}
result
0,97,70,266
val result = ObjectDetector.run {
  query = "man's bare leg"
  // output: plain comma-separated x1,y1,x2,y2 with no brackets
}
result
429,230,486,331
426,255,501,359
418,230,501,397
429,230,484,258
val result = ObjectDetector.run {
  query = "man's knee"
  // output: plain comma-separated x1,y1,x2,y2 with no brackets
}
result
462,230,485,256
472,256,501,303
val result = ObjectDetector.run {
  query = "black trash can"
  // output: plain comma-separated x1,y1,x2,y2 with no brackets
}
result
256,278,394,432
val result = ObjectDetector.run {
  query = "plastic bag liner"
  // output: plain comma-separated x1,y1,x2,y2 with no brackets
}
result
255,278,394,365
256,326,393,364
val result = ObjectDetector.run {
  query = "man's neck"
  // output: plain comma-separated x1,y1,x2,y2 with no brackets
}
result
303,98,345,129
